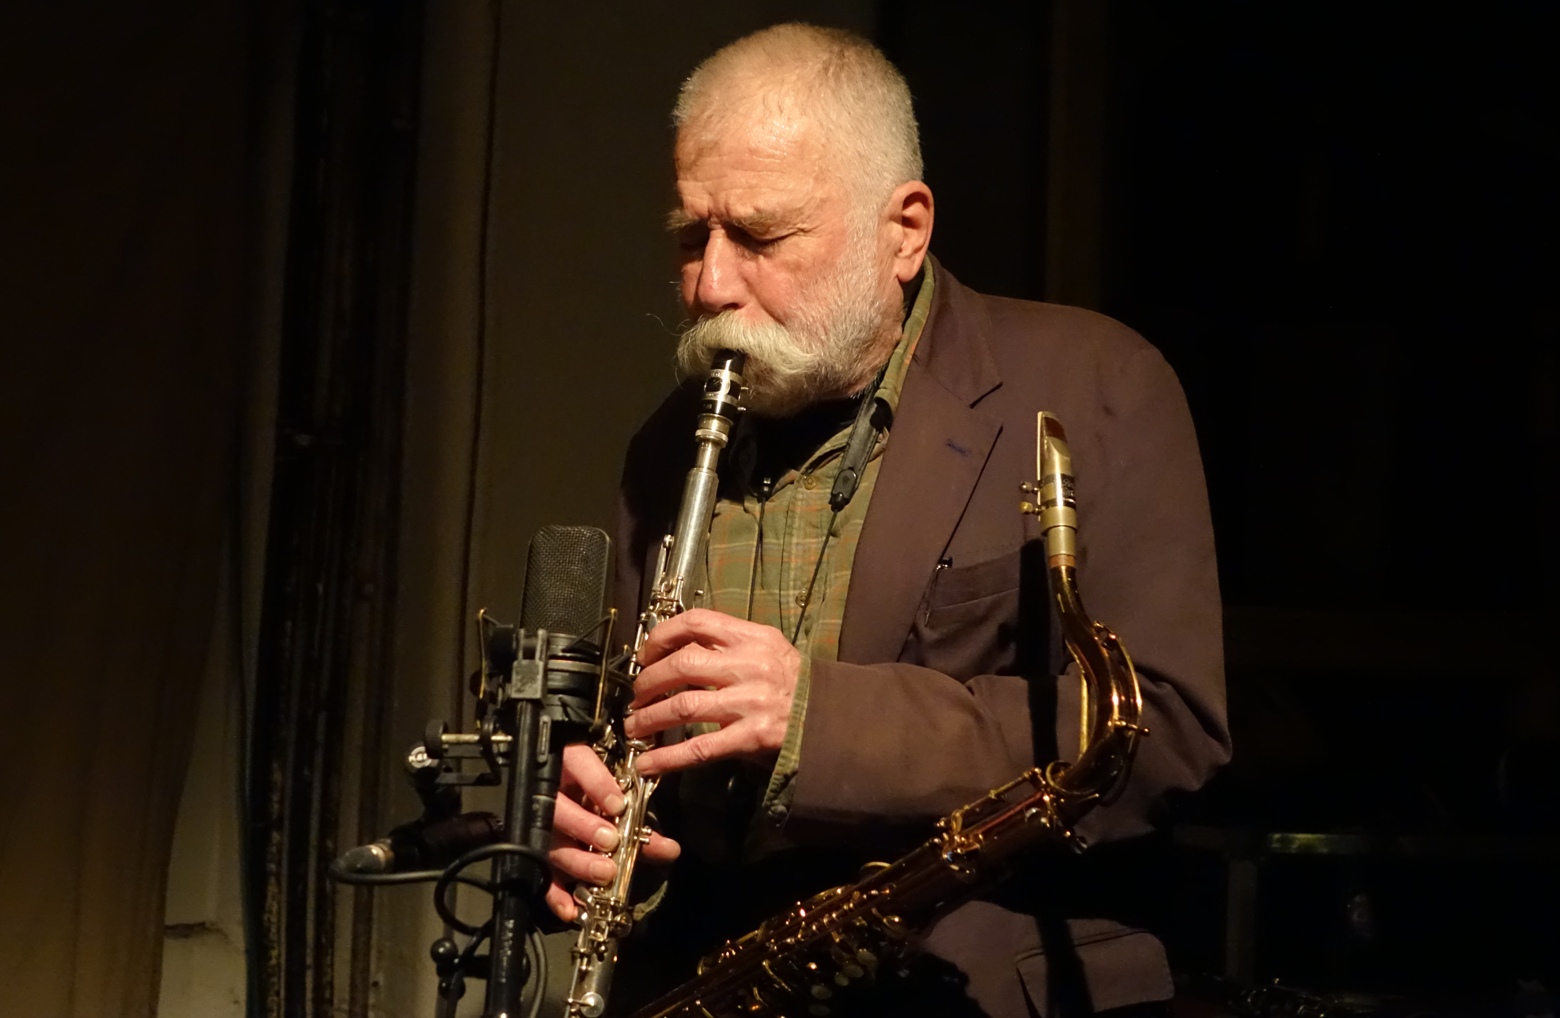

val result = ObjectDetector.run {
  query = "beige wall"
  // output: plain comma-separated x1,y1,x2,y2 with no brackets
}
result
148,3,876,1017
0,3,261,1015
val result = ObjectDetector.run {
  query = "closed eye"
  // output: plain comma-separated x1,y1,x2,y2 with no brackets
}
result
674,222,710,252
728,227,769,251
728,226,790,252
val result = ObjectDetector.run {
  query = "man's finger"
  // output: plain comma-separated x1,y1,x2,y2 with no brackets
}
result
552,792,625,853
633,642,743,705
545,882,579,923
626,687,739,740
563,743,626,816
636,608,740,666
634,724,756,776
643,829,682,864
549,844,617,887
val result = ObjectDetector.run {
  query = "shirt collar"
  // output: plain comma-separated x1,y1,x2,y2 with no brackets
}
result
873,257,936,418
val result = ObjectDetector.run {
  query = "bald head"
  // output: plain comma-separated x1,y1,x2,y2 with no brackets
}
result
673,24,923,214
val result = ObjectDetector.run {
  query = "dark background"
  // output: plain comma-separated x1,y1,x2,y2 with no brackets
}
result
895,0,1560,804
888,2,1560,1003
1,2,1555,1015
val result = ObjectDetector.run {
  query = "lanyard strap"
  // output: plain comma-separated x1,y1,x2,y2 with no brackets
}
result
792,362,891,643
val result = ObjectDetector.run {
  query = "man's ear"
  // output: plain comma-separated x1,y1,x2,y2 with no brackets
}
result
887,180,934,283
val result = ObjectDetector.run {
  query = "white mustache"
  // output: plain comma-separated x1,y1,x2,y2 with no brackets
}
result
674,227,899,416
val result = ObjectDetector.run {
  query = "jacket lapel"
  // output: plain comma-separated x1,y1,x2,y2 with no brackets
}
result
839,265,1003,665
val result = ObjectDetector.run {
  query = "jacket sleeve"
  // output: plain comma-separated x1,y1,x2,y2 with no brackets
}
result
782,344,1229,847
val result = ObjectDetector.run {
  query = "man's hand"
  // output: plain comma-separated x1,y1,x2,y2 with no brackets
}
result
625,608,801,776
544,743,680,923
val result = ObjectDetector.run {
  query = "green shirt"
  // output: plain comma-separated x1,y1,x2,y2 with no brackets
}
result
691,260,937,826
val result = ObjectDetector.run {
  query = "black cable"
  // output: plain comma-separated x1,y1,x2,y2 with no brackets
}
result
792,371,889,644
829,366,891,513
792,523,837,646
434,842,552,936
326,858,495,892
455,0,506,687
525,926,548,1018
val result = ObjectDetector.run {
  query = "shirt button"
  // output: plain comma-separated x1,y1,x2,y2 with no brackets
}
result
795,591,809,607
802,473,817,489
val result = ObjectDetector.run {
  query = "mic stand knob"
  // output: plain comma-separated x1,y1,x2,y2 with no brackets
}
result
431,936,466,1017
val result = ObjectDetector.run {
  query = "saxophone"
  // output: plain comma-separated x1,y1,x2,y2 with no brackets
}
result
627,411,1146,1018
565,350,748,1018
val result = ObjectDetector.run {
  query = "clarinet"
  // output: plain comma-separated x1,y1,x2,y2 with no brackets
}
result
564,350,748,1018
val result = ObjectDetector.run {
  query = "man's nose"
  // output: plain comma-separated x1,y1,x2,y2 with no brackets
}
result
692,232,745,314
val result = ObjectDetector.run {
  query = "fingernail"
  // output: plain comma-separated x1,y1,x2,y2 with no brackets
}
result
594,826,621,851
603,793,626,816
590,859,616,885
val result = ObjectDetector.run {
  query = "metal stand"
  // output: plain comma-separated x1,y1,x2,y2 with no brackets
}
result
328,613,624,1017
416,612,623,1018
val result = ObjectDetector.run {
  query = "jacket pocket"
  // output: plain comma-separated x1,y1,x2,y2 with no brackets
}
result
906,549,1023,677
923,549,1022,613
1013,926,1173,1017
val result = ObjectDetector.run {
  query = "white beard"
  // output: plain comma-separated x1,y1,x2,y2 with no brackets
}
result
675,225,901,417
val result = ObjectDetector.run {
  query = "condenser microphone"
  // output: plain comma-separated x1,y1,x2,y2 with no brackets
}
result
482,526,615,1014
338,811,504,875
511,525,614,849
480,524,614,681
518,524,613,645
334,743,475,875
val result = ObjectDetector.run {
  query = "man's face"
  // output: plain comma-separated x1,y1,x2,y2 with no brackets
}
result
670,110,901,415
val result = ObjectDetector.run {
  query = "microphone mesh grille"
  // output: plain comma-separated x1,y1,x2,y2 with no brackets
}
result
519,525,612,637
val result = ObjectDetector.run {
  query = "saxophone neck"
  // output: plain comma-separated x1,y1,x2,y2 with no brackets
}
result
1020,410,1144,805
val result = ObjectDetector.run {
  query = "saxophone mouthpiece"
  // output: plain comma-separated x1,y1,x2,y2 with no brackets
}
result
1035,412,1078,565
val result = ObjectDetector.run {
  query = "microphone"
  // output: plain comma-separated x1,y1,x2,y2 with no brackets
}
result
483,525,615,1014
519,524,613,643
511,525,614,852
337,811,504,875
335,743,492,875
333,527,614,883
480,524,614,687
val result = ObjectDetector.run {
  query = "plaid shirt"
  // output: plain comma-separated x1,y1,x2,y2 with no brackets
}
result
691,261,937,819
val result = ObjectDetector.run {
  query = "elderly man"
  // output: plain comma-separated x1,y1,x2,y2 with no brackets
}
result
545,24,1228,1018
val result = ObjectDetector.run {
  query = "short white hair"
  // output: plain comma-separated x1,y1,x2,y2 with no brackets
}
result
673,24,923,212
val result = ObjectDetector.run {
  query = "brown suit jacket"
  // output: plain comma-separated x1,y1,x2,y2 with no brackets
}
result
614,262,1229,1016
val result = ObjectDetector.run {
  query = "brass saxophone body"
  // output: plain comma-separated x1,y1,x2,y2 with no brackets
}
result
628,411,1146,1018
565,351,748,1018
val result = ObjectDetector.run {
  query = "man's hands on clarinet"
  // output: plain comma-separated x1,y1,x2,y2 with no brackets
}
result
545,608,801,922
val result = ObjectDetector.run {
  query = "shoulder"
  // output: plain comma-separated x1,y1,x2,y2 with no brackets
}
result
621,380,701,529
982,293,1155,366
928,264,1178,412
625,381,701,466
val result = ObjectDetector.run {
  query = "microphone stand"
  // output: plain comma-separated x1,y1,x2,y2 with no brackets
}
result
330,609,623,1018
422,610,623,1018
480,618,553,1016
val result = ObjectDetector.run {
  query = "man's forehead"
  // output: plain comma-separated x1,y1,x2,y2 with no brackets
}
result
678,95,810,152
673,112,840,221
666,202,805,234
